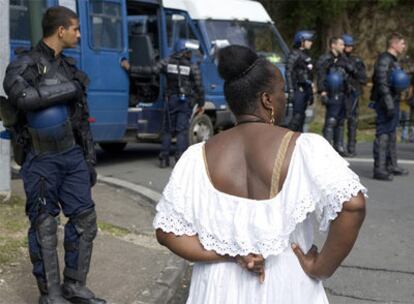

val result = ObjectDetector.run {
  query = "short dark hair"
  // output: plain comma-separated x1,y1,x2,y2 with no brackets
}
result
329,36,343,47
387,32,404,47
42,6,78,38
217,45,280,116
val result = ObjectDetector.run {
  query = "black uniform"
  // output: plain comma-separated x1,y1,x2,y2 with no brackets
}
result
286,48,313,131
317,51,355,153
343,53,367,155
2,41,105,304
129,51,204,164
371,52,408,180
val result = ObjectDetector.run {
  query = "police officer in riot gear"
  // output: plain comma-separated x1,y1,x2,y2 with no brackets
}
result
286,30,315,131
121,39,205,168
342,34,367,156
317,36,356,155
1,7,105,304
371,32,409,180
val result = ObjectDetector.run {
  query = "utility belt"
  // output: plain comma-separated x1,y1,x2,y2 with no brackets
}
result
28,119,75,154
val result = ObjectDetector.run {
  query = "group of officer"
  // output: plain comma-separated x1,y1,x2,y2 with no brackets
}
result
285,30,410,181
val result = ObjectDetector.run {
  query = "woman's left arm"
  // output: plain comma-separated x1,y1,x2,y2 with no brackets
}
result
156,229,233,263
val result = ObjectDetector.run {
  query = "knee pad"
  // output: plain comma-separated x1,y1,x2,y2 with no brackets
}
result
327,117,337,128
70,209,97,243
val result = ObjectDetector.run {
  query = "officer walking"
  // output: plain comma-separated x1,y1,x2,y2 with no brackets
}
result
371,32,409,181
342,34,367,156
2,7,105,304
286,30,315,131
317,36,355,155
121,39,204,168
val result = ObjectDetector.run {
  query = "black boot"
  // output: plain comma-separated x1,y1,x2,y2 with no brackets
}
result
63,210,106,304
36,215,71,304
347,116,357,157
62,279,106,304
323,117,336,146
388,132,409,176
159,156,170,168
334,122,347,157
373,134,393,181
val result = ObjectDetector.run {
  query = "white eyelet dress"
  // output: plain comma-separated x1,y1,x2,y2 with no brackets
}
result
153,133,367,304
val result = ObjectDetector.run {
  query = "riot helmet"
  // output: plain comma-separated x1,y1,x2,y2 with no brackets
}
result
293,31,315,47
390,68,410,91
326,71,344,92
342,34,354,46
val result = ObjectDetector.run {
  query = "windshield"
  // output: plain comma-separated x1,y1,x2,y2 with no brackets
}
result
205,20,286,63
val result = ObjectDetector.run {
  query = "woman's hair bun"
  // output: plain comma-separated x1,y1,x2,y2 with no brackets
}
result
217,45,259,82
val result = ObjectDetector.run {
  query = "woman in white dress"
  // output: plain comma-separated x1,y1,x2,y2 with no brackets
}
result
153,45,366,304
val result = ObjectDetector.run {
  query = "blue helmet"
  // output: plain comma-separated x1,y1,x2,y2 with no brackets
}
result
27,105,68,129
326,71,344,92
293,31,315,46
174,39,200,53
390,68,410,91
342,34,354,46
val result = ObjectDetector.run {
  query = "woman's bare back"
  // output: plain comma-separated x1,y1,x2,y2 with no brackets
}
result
204,124,299,200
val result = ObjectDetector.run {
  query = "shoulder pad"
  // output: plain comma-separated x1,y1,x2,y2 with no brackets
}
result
7,54,36,75
62,55,77,66
14,47,30,56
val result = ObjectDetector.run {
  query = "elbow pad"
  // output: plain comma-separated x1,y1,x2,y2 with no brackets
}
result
18,81,81,112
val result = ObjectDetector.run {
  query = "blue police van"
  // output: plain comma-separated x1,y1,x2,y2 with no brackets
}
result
9,0,288,152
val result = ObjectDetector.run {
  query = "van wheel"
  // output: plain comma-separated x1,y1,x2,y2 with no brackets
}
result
189,114,214,145
99,142,127,153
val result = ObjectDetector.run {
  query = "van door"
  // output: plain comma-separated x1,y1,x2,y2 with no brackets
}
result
80,0,129,142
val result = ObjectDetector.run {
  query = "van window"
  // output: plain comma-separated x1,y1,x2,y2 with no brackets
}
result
166,13,202,55
89,2,123,50
10,0,47,41
205,20,284,63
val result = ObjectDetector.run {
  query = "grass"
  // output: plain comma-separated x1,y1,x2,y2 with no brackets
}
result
0,196,28,265
98,221,129,237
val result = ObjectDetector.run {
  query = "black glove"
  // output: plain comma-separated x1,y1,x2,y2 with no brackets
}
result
86,161,97,187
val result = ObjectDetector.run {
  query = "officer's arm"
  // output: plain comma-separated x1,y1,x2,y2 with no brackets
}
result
3,60,81,112
71,70,96,166
356,59,368,85
129,58,167,77
191,63,205,107
286,51,299,93
316,56,329,93
375,56,393,108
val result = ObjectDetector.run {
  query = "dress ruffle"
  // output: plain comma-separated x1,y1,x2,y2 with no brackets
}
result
153,134,367,258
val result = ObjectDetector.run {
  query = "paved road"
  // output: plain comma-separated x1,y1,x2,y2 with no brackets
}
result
96,141,414,304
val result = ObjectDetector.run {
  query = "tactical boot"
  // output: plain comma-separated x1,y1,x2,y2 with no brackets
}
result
373,134,393,181
36,215,69,304
159,156,170,168
334,124,347,157
388,132,409,176
62,280,106,304
347,117,357,157
38,280,71,304
323,117,336,146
